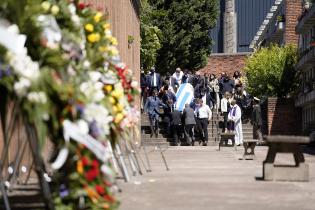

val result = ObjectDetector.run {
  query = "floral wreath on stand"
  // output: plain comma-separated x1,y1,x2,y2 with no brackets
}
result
0,0,139,209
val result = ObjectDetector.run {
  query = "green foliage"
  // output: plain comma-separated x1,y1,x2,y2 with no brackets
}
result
140,0,162,71
142,0,218,74
244,44,298,98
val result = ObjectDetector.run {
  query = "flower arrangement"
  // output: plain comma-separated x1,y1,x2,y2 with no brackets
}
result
0,0,139,209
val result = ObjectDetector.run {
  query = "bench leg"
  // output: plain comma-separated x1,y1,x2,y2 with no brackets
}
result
242,142,256,160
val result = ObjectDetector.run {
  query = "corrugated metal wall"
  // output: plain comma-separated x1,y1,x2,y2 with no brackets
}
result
235,0,274,52
210,0,225,53
211,0,274,53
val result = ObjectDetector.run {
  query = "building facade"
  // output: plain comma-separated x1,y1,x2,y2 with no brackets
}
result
296,2,315,134
200,0,274,76
250,0,301,49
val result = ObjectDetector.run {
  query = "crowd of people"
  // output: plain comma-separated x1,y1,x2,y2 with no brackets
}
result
142,66,262,146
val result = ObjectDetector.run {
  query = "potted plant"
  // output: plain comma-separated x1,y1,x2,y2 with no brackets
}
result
277,15,285,29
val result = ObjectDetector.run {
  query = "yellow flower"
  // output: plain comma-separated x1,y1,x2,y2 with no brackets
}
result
112,106,118,113
109,97,116,104
94,33,101,42
77,160,83,174
87,33,101,43
108,47,119,56
111,89,123,99
103,23,110,30
41,1,51,12
98,46,107,52
109,37,118,46
51,5,60,15
94,12,103,23
116,104,123,112
85,24,94,32
114,113,124,124
104,85,112,92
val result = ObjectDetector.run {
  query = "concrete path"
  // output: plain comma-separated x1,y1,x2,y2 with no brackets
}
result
117,146,315,210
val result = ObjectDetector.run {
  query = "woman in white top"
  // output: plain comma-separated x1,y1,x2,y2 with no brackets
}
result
221,92,231,133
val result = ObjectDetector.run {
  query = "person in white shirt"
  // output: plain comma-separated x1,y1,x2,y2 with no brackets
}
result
228,99,243,146
172,67,184,86
195,98,212,146
221,92,231,133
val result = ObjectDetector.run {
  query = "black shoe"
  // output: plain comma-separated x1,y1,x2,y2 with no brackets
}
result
202,142,208,146
150,133,154,138
191,141,195,146
155,133,158,138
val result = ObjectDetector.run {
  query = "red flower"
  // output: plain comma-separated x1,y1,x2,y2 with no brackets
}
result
92,159,99,168
95,185,105,195
127,94,133,102
77,3,90,10
103,194,115,203
85,168,99,181
81,156,89,166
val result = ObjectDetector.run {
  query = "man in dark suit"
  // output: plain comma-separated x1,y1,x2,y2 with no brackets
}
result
140,68,148,112
144,90,166,138
171,109,183,146
146,66,162,95
183,103,196,146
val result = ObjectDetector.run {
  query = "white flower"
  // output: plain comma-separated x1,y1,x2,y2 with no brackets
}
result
68,4,76,15
79,81,104,102
71,15,81,26
42,113,49,121
131,81,138,88
88,71,102,82
9,49,40,81
27,91,47,104
14,78,31,96
83,60,91,69
84,104,113,136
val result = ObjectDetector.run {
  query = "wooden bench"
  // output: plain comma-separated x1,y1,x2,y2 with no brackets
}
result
218,133,236,151
262,135,310,181
240,139,259,160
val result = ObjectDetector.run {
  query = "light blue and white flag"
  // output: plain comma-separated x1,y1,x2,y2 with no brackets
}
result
175,83,194,111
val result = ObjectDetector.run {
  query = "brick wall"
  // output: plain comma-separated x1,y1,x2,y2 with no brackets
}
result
198,53,250,77
267,97,302,135
83,0,140,80
284,0,302,45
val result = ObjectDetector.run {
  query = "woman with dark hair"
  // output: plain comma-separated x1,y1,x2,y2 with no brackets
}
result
233,70,242,88
208,73,220,110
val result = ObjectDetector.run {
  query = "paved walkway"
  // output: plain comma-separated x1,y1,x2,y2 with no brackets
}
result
117,146,315,210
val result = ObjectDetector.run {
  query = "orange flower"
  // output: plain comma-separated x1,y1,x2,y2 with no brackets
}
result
77,160,83,174
85,187,99,203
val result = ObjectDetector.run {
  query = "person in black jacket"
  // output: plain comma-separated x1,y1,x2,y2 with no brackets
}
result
162,99,173,138
140,68,147,112
171,109,183,146
183,104,196,146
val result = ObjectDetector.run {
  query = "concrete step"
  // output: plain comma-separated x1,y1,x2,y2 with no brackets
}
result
0,184,46,210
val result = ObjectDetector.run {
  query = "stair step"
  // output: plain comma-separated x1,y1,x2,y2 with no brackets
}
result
0,184,46,210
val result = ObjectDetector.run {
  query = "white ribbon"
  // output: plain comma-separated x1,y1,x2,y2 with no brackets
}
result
51,120,111,170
